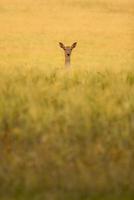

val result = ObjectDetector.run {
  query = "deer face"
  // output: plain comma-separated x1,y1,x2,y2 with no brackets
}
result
59,42,77,57
65,47,72,57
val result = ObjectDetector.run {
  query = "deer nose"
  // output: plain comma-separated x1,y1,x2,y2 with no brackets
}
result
67,54,70,56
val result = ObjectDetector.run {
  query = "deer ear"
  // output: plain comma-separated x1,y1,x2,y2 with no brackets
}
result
59,42,65,50
71,42,77,49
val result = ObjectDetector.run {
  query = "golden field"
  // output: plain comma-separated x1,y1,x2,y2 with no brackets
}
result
0,0,134,199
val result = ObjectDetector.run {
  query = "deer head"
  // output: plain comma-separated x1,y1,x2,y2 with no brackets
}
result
59,42,77,67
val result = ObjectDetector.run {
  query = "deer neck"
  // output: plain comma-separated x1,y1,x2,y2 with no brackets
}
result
65,55,71,67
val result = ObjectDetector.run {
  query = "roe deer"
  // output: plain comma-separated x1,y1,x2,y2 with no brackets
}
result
59,42,77,67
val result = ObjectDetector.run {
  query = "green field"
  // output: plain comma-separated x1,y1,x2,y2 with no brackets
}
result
0,0,134,199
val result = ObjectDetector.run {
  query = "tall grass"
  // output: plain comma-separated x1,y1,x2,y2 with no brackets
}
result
0,67,134,200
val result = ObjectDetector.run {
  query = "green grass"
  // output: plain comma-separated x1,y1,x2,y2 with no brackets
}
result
0,0,134,199
0,68,134,200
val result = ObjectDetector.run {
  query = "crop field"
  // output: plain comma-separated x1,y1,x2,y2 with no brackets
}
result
0,0,134,199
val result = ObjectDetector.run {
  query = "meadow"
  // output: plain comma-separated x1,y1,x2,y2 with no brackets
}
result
0,0,134,199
